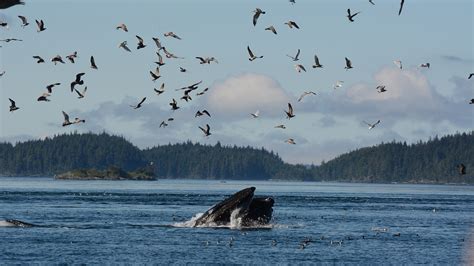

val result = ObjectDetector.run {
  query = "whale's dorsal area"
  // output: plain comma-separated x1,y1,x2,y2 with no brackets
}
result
1,219,35,227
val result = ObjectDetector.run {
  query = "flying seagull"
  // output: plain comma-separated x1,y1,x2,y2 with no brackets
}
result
150,67,161,81
159,121,168,128
136,35,146,49
37,93,51,102
18,15,28,27
35,19,46,32
62,111,73,126
74,87,87,99
199,124,211,137
347,9,360,22
170,98,179,110
0,71,5,77
46,83,61,93
9,98,19,112
70,73,85,92
289,0,296,4
275,124,286,129
66,51,77,63
152,37,163,50
376,85,387,93
177,80,203,91
285,138,296,145
333,80,344,89
0,38,22,42
154,83,165,95
179,67,187,73
369,0,375,5
344,57,353,70
298,91,316,102
393,60,402,69
116,23,128,32
118,41,132,52
130,97,146,109
284,20,299,29
155,51,165,66
398,0,405,15
457,164,466,175
419,63,430,68
33,56,45,63
196,57,218,64
195,110,211,117
253,8,265,26
287,49,300,61
265,25,277,35
181,89,193,102
285,103,295,119
197,87,209,96
251,110,260,118
0,0,24,9
363,120,381,129
468,73,474,79
51,55,65,65
164,32,181,40
469,99,474,104
295,64,306,73
90,56,98,69
247,46,263,61
162,47,182,59
312,55,323,68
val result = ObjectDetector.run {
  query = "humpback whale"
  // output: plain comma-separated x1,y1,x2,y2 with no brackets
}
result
1,219,35,227
193,187,274,227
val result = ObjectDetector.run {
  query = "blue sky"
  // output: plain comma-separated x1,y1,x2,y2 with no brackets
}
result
0,0,473,164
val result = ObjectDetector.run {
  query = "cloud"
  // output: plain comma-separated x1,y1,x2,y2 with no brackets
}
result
204,73,292,119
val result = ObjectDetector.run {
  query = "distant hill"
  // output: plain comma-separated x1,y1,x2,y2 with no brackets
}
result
0,131,472,184
311,132,474,184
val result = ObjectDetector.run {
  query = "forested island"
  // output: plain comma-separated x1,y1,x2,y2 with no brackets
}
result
0,132,472,184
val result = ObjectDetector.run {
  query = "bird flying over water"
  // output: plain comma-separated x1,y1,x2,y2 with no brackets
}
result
9,98,19,112
347,9,360,22
265,25,277,35
35,19,46,32
46,83,60,93
298,91,316,102
295,64,306,73
398,0,405,15
150,67,161,81
90,56,98,69
118,41,131,52
0,38,22,43
363,120,381,129
116,23,128,32
136,35,146,49
468,73,474,79
287,49,300,61
369,0,375,5
154,83,165,95
285,103,295,119
70,73,85,92
469,99,474,104
199,124,211,136
252,8,265,26
284,20,299,29
18,15,28,27
164,32,182,40
155,51,165,66
195,110,211,117
74,87,87,99
312,55,323,68
51,55,65,65
376,85,386,93
130,97,146,109
37,93,51,102
196,57,218,64
344,57,353,70
152,37,163,50
247,46,263,61
197,87,209,96
170,98,179,110
33,56,45,63
62,111,73,126
66,51,77,63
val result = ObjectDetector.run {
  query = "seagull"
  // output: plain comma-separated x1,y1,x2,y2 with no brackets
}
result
162,47,182,59
164,32,182,40
177,80,203,91
470,99,474,104
130,97,146,109
46,83,60,93
333,80,344,89
393,60,402,69
70,73,85,92
251,110,260,118
284,20,299,29
295,64,306,73
35,19,46,32
150,67,161,81
347,9,360,22
195,110,211,117
179,67,187,72
289,0,296,4
369,0,375,5
285,103,295,119
155,51,165,66
252,8,265,26
152,37,163,50
0,71,5,77
37,93,51,102
118,41,132,52
274,124,286,129
398,0,405,15
33,56,45,63
170,98,180,110
285,138,296,145
66,51,77,63
363,120,381,129
116,23,128,32
0,22,7,27
457,164,466,175
312,55,323,68
247,46,263,61
196,57,218,64
0,0,24,9
62,111,73,126
199,124,211,137
90,56,98,69
74,87,87,99
376,85,387,93
468,73,474,79
0,38,22,42
287,49,300,61
9,98,19,112
51,55,65,65
419,63,430,68
159,121,168,128
154,83,165,95
136,35,146,49
298,91,316,102
344,57,353,70
265,25,277,35
197,88,208,96
181,90,193,102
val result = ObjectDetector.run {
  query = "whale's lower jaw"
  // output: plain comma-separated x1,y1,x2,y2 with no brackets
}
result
193,187,274,227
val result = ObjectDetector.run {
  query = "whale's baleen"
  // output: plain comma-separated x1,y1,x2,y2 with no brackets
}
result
193,187,274,227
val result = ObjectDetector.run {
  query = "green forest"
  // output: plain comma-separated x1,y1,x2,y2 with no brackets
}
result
0,131,472,184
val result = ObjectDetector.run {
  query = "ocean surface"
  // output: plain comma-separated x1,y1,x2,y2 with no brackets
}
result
1,178,473,264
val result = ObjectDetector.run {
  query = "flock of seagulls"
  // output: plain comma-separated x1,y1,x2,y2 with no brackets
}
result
1,1,473,155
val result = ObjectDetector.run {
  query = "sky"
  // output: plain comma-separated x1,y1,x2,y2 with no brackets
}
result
0,0,473,164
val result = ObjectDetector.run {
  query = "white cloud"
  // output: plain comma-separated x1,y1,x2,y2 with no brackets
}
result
204,73,292,119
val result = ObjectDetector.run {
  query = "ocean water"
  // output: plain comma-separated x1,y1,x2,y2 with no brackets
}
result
1,178,473,264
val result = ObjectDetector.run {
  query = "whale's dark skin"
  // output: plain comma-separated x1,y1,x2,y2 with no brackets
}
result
0,0,24,9
4,219,35,227
193,187,274,227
